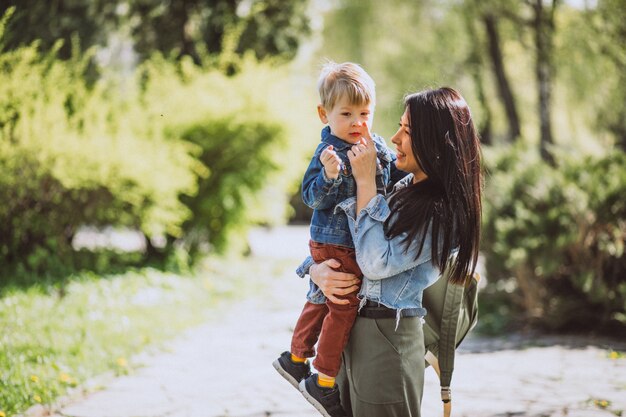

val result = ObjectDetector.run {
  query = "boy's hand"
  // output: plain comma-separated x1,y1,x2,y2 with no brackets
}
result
320,145,342,179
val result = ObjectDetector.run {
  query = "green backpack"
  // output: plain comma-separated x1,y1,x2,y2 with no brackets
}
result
422,265,480,417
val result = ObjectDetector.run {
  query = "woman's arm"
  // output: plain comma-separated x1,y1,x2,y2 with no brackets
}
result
343,137,433,280
336,195,434,281
357,202,433,280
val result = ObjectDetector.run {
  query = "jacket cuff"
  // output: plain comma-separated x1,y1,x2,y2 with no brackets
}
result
357,194,390,223
321,168,342,187
335,197,357,221
296,256,315,278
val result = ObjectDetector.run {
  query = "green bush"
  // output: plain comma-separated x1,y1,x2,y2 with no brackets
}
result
173,118,284,255
0,36,197,278
0,14,317,278
482,145,626,333
131,53,314,260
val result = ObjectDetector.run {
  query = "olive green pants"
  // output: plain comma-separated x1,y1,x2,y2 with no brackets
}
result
336,315,425,417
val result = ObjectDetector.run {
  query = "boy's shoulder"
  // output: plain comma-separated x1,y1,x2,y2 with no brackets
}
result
319,127,352,151
371,133,394,161
311,127,352,158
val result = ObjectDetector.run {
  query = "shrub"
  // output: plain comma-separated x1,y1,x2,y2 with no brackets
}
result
173,118,284,255
0,21,317,278
0,35,196,278
136,53,317,258
482,145,626,333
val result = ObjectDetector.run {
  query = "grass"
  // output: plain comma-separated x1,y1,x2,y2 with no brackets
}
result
0,254,268,417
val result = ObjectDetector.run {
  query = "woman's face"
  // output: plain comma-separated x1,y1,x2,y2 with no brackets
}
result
391,110,426,181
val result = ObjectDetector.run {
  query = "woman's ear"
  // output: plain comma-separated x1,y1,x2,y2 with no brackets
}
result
317,105,328,124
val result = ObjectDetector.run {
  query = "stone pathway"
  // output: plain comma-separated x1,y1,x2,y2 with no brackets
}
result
37,226,625,417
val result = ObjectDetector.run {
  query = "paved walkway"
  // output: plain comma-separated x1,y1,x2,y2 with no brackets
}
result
37,227,625,417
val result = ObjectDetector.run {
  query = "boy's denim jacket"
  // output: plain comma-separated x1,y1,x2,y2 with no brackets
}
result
298,174,442,321
302,126,394,248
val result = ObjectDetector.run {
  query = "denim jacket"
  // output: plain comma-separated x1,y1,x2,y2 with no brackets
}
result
298,174,441,319
302,126,394,248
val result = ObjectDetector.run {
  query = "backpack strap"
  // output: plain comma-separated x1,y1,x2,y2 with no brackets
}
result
438,280,464,389
424,351,452,417
436,277,465,417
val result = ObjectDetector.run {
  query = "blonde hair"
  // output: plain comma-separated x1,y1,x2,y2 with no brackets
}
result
317,61,376,110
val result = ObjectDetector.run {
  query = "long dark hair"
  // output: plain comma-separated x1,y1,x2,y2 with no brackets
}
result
385,87,482,284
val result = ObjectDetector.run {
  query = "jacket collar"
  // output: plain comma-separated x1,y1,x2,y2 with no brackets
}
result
320,126,353,150
393,173,414,191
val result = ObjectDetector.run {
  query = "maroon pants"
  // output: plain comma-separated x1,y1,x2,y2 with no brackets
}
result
290,240,362,377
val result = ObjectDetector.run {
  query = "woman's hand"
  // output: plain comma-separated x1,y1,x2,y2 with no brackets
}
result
348,138,377,185
348,138,378,212
310,259,360,305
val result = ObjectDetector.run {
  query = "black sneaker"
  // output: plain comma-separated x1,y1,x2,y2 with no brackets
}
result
272,351,311,389
298,374,347,417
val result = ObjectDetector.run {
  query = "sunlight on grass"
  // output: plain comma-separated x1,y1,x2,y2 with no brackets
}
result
0,254,281,417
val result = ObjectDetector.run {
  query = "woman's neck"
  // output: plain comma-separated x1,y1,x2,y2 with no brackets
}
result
412,171,428,184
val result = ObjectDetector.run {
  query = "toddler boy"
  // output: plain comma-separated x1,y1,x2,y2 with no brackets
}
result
273,61,394,417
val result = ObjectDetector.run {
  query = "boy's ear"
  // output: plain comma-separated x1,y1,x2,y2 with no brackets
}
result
317,105,328,124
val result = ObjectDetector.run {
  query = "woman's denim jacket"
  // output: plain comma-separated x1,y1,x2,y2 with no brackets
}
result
302,126,394,248
297,174,441,322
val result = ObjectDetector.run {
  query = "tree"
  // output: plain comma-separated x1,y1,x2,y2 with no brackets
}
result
487,0,560,162
530,0,560,164
590,0,626,151
129,0,311,65
483,12,521,143
462,11,494,145
457,0,522,144
317,0,469,137
0,0,311,66
0,0,117,59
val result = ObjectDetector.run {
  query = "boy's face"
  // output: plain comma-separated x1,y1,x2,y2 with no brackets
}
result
318,95,374,144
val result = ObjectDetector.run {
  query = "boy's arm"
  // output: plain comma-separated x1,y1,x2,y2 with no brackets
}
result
301,145,343,210
296,256,315,278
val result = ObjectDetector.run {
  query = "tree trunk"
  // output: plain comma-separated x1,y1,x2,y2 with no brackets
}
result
463,8,493,145
203,0,239,54
532,0,558,165
515,264,545,320
484,13,521,143
173,0,201,65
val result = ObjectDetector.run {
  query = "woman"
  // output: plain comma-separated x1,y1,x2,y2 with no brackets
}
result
302,87,482,416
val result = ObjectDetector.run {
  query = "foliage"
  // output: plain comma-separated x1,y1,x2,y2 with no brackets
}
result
132,0,311,64
0,0,311,66
0,256,256,417
0,1,116,60
174,118,283,255
482,145,626,333
316,0,626,153
0,7,316,277
317,0,476,138
133,53,317,258
0,37,197,278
